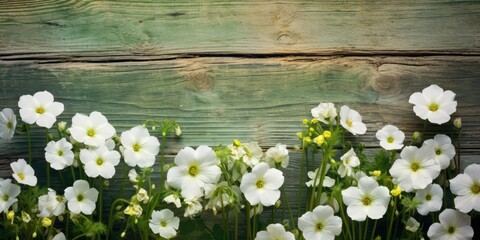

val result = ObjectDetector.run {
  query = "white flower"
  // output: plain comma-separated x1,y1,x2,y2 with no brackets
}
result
306,166,335,188
80,146,120,179
242,142,263,167
341,176,391,221
298,205,342,240
184,198,203,218
149,209,180,239
52,232,66,240
423,134,455,170
0,108,17,141
339,105,367,135
45,138,74,170
375,125,405,150
449,163,480,213
69,111,116,147
124,204,142,217
37,188,66,217
136,188,149,204
265,143,289,168
427,209,474,240
311,102,337,124
121,125,160,168
164,194,182,208
389,146,440,192
167,145,221,200
22,211,31,223
18,91,64,128
0,179,21,212
64,180,99,215
338,148,360,178
255,223,295,240
11,159,37,186
128,168,139,184
405,217,420,232
409,84,457,125
415,183,443,215
240,162,284,207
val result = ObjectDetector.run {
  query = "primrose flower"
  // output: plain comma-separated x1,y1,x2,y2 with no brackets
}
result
298,205,342,240
415,183,443,215
449,163,480,213
265,143,289,168
389,146,440,192
37,188,66,217
311,102,337,124
11,159,37,186
423,134,455,170
375,125,405,150
80,145,121,179
149,209,180,239
339,105,367,135
338,148,360,178
0,179,21,212
255,223,295,240
18,91,64,128
409,84,457,125
69,111,116,147
341,176,391,221
240,162,284,207
121,125,160,168
0,108,16,141
427,209,474,240
64,180,99,215
45,138,74,170
167,145,221,200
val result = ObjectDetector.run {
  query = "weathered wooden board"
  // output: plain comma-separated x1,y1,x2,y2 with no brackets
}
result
1,1,480,55
1,56,479,160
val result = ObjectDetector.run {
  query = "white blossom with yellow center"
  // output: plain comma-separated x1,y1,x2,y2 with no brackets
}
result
80,146,120,179
18,91,64,129
339,105,366,135
10,159,37,186
121,125,160,168
409,84,457,125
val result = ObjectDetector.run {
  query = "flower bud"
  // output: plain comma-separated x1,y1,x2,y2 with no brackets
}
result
151,184,156,190
412,131,421,141
323,130,332,138
275,200,281,208
233,139,241,147
297,132,303,140
175,125,182,136
42,217,52,227
390,185,402,197
453,117,462,129
32,232,37,238
121,231,126,238
371,170,381,177
311,118,318,124
314,135,325,146
134,218,138,224
116,205,124,211
21,211,31,223
304,137,312,144
57,121,67,131
309,127,314,132
7,211,14,221
151,125,156,131
302,119,309,125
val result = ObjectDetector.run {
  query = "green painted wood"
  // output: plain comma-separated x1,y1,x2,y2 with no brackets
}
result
1,56,479,159
1,1,480,55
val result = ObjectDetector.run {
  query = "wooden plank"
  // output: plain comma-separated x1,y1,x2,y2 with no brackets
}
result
1,1,480,55
1,56,479,159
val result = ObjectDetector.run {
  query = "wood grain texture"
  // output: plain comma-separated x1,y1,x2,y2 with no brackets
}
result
1,0,480,55
1,56,479,160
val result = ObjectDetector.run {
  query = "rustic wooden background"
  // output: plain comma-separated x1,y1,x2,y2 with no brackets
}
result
1,0,479,238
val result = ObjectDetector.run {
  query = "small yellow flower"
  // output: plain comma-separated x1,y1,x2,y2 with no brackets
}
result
304,137,312,144
323,130,332,138
7,211,14,222
391,185,402,197
41,217,52,227
302,119,309,125
297,132,303,139
371,170,381,177
314,135,325,146
233,139,241,147
309,127,314,132
311,118,318,124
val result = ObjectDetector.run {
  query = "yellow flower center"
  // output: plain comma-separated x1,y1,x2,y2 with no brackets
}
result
447,226,456,234
161,221,167,227
387,136,394,143
18,172,25,180
96,158,104,166
425,194,432,201
36,107,45,114
57,150,63,156
133,143,141,152
77,194,84,202
362,197,372,206
6,122,13,129
410,162,420,172
3,195,9,201
471,184,480,194
256,180,264,188
428,103,439,112
345,159,350,165
87,129,95,137
315,223,324,231
189,166,199,176
346,120,353,127
435,149,442,155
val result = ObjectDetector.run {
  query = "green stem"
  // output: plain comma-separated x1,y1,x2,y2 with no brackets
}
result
386,197,397,240
246,203,251,240
370,219,378,240
98,178,104,223
363,218,369,240
106,199,130,240
234,209,239,240
45,128,50,188
298,144,306,218
338,194,353,240
456,129,462,174
70,166,76,182
121,162,126,198
281,186,295,230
